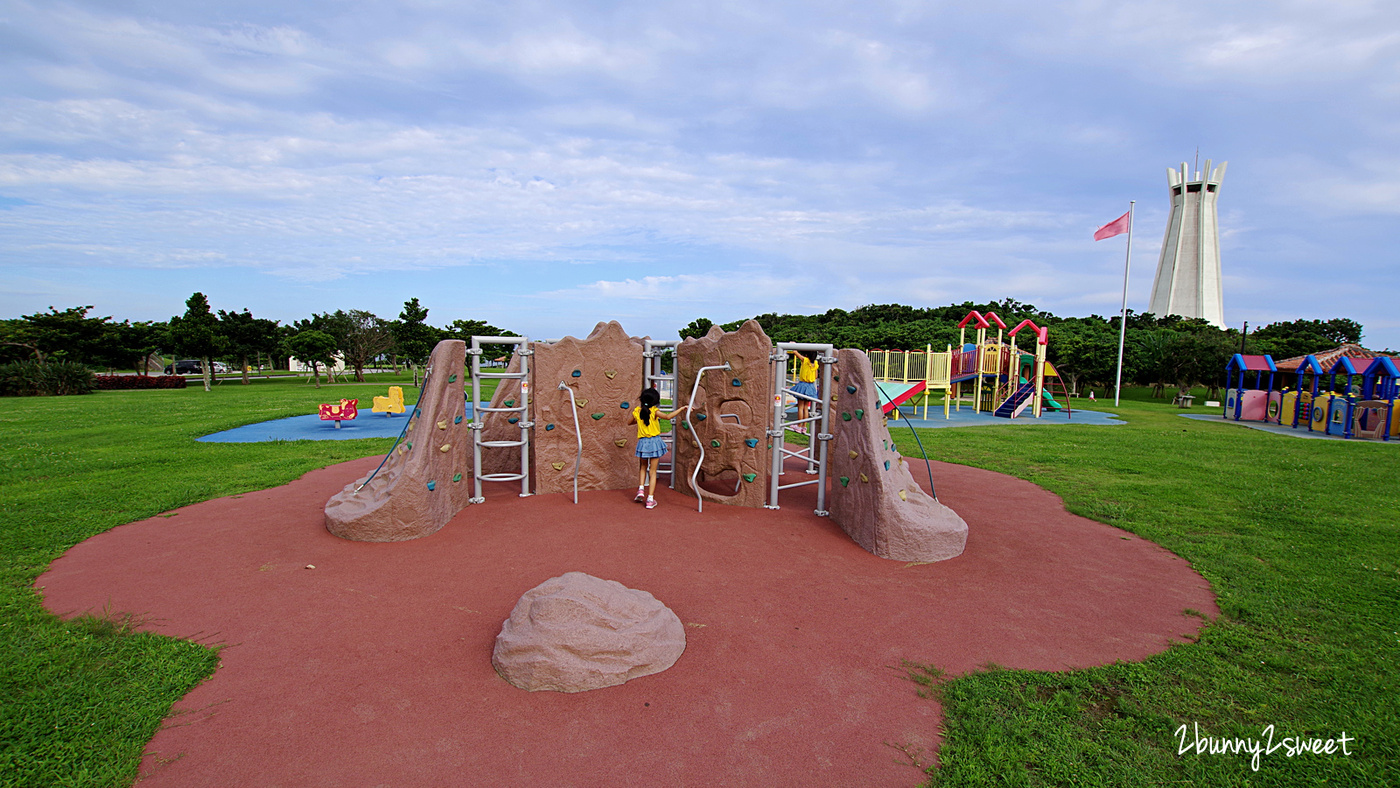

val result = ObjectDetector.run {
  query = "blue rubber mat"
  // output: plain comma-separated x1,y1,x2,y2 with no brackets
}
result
197,403,485,443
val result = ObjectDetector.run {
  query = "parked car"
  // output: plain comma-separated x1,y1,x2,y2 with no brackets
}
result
164,360,228,375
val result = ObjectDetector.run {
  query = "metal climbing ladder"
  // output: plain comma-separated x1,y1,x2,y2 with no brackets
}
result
766,342,835,515
643,339,680,489
468,336,532,502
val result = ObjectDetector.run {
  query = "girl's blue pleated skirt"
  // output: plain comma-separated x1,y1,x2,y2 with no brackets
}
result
636,436,668,458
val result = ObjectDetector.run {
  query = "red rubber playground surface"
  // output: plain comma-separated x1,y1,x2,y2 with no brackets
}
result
37,454,1217,787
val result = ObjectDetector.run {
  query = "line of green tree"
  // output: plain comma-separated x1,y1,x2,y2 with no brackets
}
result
680,300,1370,398
0,295,513,392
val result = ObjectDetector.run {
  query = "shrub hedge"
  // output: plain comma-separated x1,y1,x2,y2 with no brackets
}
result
0,361,97,396
94,375,188,390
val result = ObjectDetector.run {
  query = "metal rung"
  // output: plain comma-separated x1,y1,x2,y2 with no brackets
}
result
478,405,526,413
476,372,528,379
478,472,525,482
479,440,525,448
777,479,820,490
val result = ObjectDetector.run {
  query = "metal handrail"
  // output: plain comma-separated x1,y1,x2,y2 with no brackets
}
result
685,362,730,513
557,382,582,504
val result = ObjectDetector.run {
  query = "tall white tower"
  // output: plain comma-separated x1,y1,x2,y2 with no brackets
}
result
1147,159,1226,328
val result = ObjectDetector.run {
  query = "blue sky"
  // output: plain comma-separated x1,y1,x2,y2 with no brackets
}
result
2,0,1398,348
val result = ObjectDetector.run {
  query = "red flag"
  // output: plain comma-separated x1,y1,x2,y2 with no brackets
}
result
1094,211,1130,241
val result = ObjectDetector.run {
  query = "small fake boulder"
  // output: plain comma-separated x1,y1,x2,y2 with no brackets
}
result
491,572,685,693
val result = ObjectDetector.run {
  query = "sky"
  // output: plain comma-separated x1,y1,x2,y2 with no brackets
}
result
2,0,1398,348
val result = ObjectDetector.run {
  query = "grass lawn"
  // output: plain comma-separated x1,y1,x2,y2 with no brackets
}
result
1,381,1396,786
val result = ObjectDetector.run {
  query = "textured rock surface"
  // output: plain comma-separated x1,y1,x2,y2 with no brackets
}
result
492,572,685,693
673,321,772,508
324,340,473,541
532,322,645,494
827,349,968,561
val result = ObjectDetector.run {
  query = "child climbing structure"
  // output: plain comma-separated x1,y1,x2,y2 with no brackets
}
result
867,310,1069,420
322,319,967,563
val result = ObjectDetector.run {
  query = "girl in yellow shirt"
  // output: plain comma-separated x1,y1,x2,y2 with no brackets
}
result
628,387,688,509
789,350,819,433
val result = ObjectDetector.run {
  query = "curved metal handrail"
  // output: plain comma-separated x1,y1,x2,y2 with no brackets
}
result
557,382,582,504
686,362,730,513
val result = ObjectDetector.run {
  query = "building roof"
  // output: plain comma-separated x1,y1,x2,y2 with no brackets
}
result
1274,344,1390,372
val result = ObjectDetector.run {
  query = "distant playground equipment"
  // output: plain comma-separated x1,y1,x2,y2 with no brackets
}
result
323,321,968,563
372,386,406,415
865,310,1071,421
1224,351,1398,441
318,398,359,428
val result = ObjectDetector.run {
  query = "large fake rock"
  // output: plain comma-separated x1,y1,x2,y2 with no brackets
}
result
673,321,773,508
324,340,473,542
492,572,685,693
532,322,645,494
827,349,968,561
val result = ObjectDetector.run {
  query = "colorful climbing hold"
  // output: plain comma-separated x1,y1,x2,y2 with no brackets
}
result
681,421,690,430
615,439,627,447
859,473,868,483
437,420,447,430
405,441,413,449
832,374,840,381
620,401,629,409
731,378,742,387
745,438,759,448
439,444,451,452
898,489,907,501
604,369,617,379
454,415,463,424
591,412,605,420
694,413,706,421
504,399,515,408
453,473,463,483
839,476,850,487
448,374,457,383
426,481,436,491
710,439,721,448
571,369,582,377
508,417,519,424
545,423,555,431
846,385,857,394
552,461,565,471
576,398,588,408
849,450,859,459
830,394,839,404
841,412,851,421
884,460,891,471
743,473,757,483
854,409,864,420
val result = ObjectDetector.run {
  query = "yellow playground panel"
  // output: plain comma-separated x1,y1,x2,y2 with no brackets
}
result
372,385,406,415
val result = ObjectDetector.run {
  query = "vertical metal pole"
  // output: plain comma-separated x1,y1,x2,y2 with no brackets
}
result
814,349,833,515
470,339,484,504
517,343,531,497
768,349,785,509
1114,200,1136,407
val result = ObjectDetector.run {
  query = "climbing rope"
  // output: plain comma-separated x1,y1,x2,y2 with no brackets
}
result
353,367,433,493
873,386,937,500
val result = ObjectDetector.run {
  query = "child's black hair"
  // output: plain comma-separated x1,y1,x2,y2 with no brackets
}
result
638,387,661,426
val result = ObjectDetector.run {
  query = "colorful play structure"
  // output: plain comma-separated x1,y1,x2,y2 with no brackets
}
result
1224,351,1398,440
318,398,358,428
865,311,1070,420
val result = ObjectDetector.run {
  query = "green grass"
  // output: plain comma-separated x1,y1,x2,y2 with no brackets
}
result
1,383,1396,786
900,398,1400,786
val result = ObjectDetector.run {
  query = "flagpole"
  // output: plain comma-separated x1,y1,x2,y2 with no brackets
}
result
1113,200,1135,407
